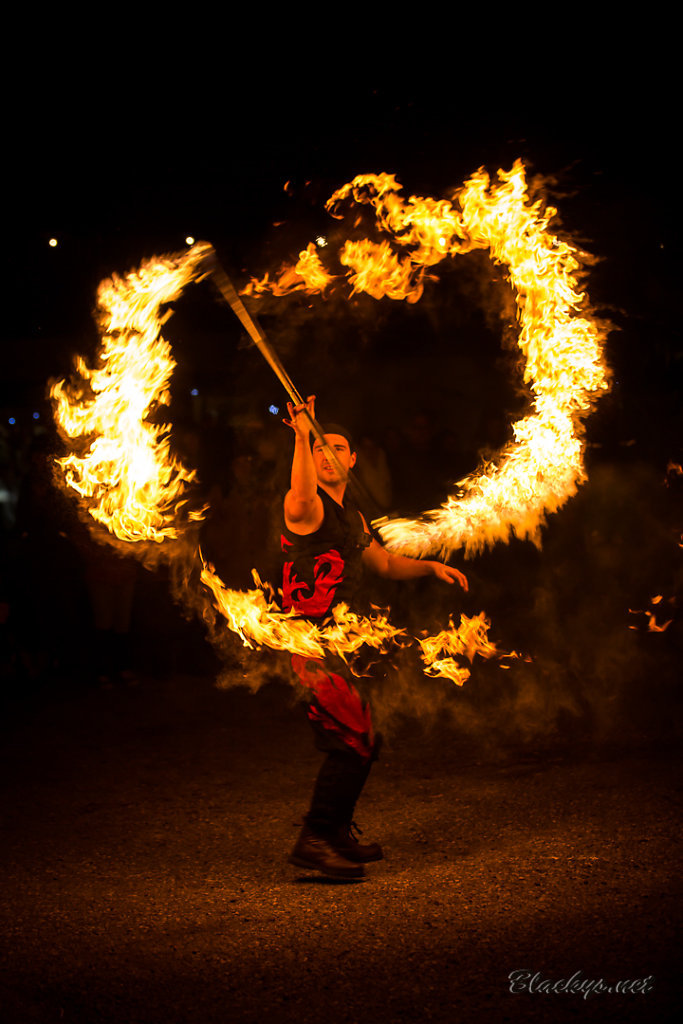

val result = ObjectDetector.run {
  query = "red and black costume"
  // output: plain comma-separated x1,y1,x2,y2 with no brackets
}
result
281,488,379,836
281,486,365,622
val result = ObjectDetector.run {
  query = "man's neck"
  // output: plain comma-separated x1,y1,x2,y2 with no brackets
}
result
319,481,347,506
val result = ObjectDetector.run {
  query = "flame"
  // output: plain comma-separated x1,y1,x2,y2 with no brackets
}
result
244,161,610,559
200,559,507,681
200,559,404,660
339,239,425,303
241,242,334,298
51,242,212,543
50,166,568,684
375,163,609,557
326,172,466,268
417,611,501,685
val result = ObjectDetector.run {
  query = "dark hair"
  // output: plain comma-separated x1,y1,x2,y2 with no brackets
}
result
311,423,355,454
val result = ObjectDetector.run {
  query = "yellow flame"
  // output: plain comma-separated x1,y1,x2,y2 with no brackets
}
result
200,558,405,660
51,242,212,542
50,168,574,679
51,239,505,679
372,162,609,557
339,239,425,303
243,161,609,558
199,557,506,680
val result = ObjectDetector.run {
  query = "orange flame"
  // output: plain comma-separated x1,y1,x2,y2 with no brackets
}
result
417,612,501,685
241,242,334,298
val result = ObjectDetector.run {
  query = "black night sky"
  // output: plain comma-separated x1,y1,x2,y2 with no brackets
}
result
2,73,680,448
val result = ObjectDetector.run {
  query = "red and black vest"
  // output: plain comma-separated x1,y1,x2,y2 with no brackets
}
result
280,488,368,621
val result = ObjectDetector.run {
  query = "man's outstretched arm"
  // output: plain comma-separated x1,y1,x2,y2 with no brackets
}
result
362,535,468,590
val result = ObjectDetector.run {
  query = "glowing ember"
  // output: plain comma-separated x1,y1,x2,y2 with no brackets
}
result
628,595,674,633
647,614,673,633
51,243,212,543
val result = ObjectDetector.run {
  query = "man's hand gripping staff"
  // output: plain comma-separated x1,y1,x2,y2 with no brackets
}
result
284,395,468,592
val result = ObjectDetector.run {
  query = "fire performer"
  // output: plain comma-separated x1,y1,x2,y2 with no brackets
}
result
283,396,468,879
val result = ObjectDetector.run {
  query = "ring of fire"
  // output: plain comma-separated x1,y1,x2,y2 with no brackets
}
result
245,160,610,559
50,161,608,682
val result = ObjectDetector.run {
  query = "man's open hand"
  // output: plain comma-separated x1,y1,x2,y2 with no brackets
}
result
428,562,468,591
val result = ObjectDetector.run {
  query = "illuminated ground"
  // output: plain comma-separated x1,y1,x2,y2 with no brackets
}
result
0,673,679,1023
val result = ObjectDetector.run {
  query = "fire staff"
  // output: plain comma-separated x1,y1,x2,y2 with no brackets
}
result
282,396,468,880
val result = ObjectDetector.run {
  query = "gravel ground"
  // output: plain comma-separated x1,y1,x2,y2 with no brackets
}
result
0,672,680,1024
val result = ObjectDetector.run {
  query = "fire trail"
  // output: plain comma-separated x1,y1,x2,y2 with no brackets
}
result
49,161,608,685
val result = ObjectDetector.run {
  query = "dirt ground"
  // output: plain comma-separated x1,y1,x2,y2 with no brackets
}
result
0,671,680,1024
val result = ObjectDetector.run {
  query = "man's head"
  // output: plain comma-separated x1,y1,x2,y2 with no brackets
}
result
311,424,356,485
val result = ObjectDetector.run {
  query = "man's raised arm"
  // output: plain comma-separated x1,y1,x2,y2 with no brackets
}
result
283,395,324,534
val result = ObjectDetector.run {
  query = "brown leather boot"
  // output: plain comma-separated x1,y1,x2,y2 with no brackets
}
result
333,821,384,863
289,825,365,879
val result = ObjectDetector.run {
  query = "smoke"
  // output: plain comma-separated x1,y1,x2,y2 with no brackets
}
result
354,457,682,755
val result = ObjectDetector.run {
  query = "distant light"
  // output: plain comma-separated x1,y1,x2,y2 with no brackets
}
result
268,404,279,415
185,236,195,246
32,412,40,420
190,388,199,397
8,417,16,425
315,236,327,247
48,238,58,248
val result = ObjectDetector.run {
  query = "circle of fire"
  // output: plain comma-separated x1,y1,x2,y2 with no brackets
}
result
245,161,610,559
50,161,608,683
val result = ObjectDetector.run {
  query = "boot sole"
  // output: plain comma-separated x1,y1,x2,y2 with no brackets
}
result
344,850,384,863
288,854,365,880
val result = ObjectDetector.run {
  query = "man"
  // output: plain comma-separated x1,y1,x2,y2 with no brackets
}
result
282,396,468,880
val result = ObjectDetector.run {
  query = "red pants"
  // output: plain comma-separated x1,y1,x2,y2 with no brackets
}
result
290,654,375,762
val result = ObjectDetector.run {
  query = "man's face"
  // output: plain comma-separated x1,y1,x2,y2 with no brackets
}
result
312,433,356,485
